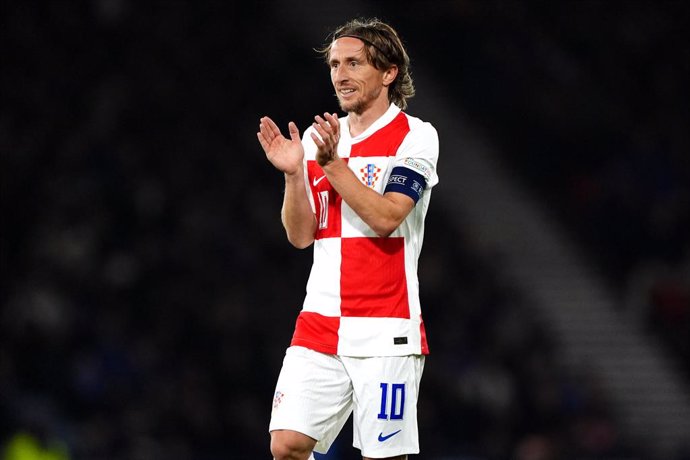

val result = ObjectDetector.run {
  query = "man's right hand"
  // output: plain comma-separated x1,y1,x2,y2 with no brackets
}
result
257,117,304,176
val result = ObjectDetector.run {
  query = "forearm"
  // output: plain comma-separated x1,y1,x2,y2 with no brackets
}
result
322,159,412,237
281,168,317,248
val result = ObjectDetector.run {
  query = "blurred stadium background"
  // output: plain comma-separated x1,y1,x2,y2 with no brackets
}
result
1,1,688,459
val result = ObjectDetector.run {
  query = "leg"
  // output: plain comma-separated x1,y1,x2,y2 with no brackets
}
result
270,429,317,460
270,348,354,457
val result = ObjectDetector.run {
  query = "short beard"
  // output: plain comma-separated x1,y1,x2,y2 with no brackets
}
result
338,98,366,115
336,86,382,115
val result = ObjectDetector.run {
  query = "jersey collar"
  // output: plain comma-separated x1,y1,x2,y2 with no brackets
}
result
344,103,401,143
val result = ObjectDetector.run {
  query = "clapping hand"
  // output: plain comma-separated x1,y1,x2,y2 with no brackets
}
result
311,112,340,167
257,117,304,176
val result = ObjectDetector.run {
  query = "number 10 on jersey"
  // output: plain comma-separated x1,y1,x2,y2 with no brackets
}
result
317,191,329,229
377,383,405,420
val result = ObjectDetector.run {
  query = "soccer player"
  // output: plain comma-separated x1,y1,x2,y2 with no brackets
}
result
257,18,439,460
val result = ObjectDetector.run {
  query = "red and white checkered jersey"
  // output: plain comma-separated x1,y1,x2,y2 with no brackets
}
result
292,103,439,357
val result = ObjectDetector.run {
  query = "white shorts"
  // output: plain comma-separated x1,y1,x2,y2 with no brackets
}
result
269,346,425,457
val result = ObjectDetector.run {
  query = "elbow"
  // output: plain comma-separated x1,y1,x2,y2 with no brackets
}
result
286,232,314,249
371,218,402,238
281,215,316,249
368,196,414,238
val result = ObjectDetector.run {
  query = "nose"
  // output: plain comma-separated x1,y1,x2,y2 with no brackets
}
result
332,65,347,84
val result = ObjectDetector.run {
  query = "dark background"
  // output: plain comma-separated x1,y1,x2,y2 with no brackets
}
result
1,1,688,459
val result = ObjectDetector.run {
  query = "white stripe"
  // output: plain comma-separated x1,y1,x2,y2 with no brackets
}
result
337,317,422,356
303,238,342,316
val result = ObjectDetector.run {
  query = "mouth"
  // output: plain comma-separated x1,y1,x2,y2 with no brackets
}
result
338,88,356,98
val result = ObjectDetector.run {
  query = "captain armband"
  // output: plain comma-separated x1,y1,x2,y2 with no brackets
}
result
383,166,427,204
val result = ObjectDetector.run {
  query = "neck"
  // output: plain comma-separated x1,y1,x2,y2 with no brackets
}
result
348,99,391,137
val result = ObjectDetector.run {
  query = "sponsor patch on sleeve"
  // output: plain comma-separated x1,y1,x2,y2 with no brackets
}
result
403,158,431,182
384,166,427,203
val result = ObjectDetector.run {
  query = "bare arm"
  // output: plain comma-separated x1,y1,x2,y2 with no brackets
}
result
322,160,414,237
257,117,316,248
281,167,317,248
311,113,415,237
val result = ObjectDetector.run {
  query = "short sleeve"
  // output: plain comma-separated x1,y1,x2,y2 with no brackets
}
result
392,121,439,189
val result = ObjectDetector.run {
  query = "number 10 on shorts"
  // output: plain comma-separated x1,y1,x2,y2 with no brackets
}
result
377,383,405,420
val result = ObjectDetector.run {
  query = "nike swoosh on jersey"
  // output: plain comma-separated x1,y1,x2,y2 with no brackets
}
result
312,175,327,186
377,429,402,442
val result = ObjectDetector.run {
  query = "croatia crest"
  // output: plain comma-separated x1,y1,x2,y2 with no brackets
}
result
360,163,382,188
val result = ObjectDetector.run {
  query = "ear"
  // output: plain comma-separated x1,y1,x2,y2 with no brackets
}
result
382,65,398,87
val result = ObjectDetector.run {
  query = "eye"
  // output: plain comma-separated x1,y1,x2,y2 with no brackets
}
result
349,61,358,67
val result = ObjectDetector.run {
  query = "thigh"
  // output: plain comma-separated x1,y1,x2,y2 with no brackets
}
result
343,355,425,458
269,346,354,454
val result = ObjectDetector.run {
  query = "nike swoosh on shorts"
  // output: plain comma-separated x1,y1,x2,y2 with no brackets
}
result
377,429,402,442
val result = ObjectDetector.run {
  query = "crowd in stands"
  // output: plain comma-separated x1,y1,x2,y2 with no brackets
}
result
386,0,690,385
2,2,687,459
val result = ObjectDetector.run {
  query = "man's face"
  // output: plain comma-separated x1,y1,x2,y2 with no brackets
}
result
328,37,390,115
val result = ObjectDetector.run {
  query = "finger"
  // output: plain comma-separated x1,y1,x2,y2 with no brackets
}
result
262,116,282,139
257,132,270,153
312,122,334,147
324,113,339,136
314,117,336,140
310,131,324,148
320,119,338,145
315,114,336,134
312,120,327,138
288,121,300,142
259,119,275,142
314,114,328,129
314,120,338,146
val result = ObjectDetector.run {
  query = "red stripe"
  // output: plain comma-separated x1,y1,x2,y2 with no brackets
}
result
350,112,410,158
340,237,409,318
307,160,344,240
420,316,429,354
290,311,340,354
